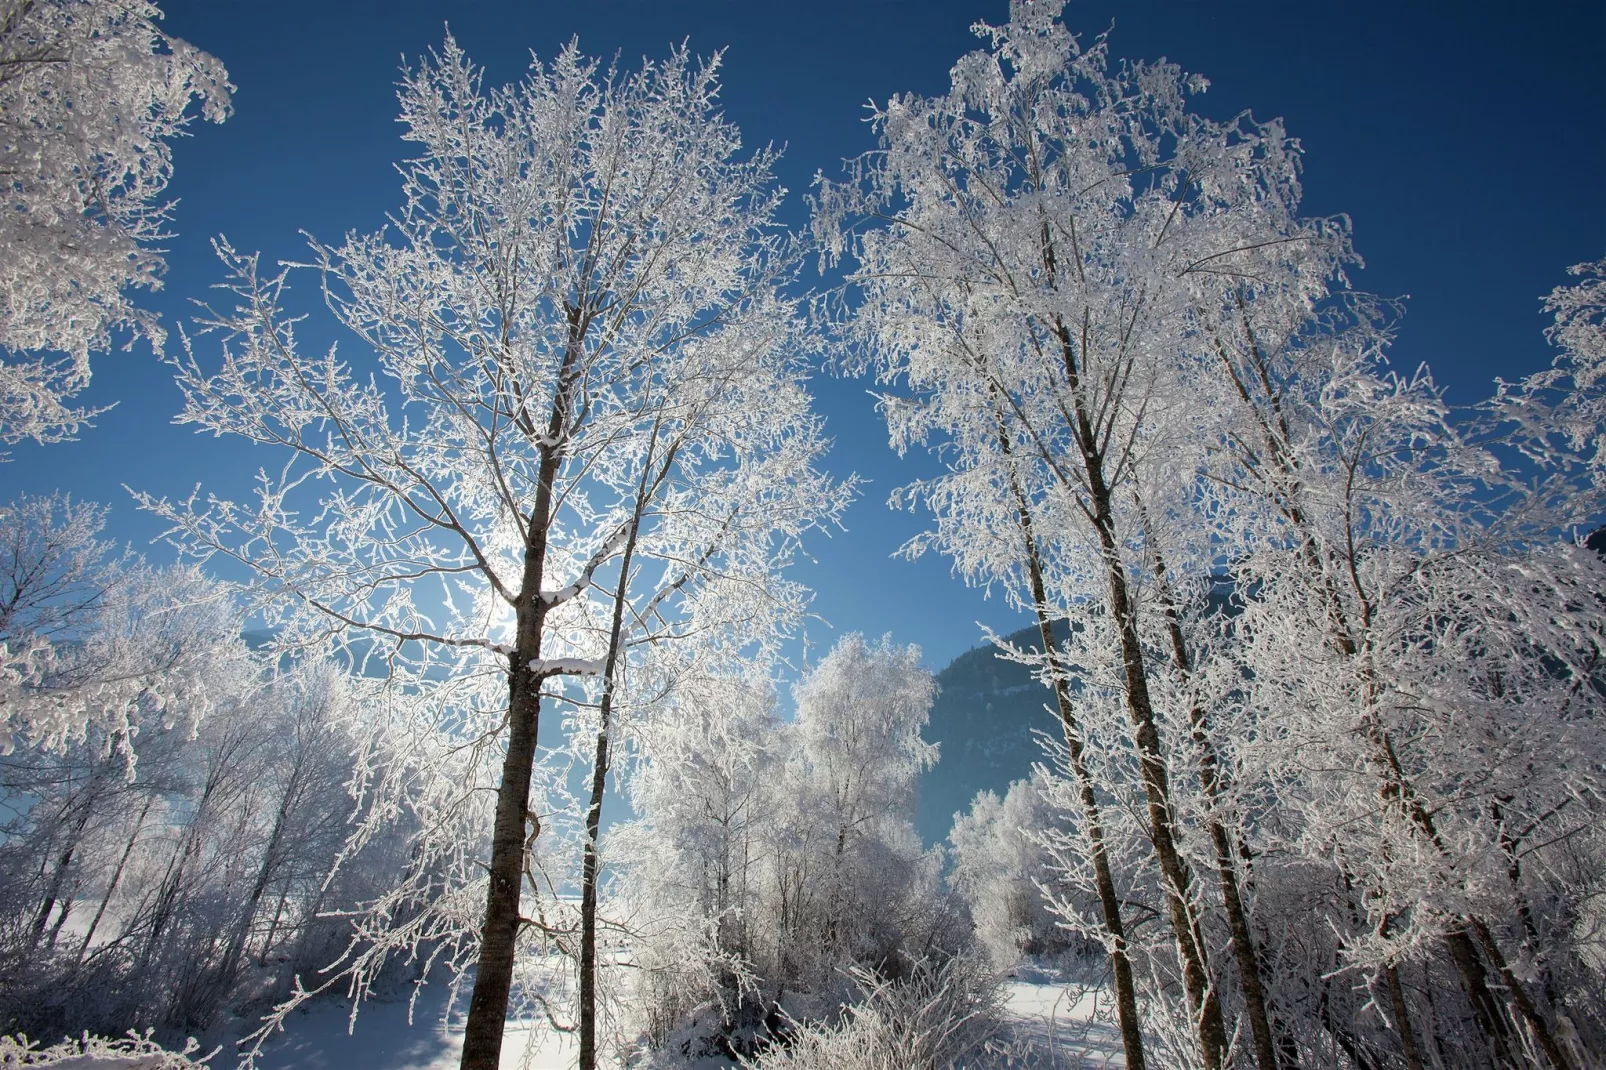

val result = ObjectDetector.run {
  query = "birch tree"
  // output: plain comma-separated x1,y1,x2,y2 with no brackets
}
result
137,38,849,1070
1210,259,1606,1068
815,3,1331,1064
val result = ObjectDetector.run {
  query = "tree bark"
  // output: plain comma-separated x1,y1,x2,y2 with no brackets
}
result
1054,319,1227,1070
999,414,1148,1070
459,309,583,1070
1383,963,1425,1070
1443,926,1517,1066
1141,519,1279,1070
580,455,652,1070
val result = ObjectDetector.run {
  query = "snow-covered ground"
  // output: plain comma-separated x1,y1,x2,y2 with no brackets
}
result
997,973,1127,1068
235,972,1125,1070
248,985,575,1070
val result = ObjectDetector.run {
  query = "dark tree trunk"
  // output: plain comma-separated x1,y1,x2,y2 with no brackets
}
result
1099,521,1225,1070
1053,318,1227,1070
580,498,646,1069
459,604,547,1070
1444,927,1518,1066
579,726,610,1070
459,309,583,1070
45,884,75,949
1384,962,1425,1070
579,429,683,1068
999,414,1148,1070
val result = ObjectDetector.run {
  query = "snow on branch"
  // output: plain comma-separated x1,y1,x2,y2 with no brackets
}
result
528,656,608,678
0,1030,213,1067
540,521,632,608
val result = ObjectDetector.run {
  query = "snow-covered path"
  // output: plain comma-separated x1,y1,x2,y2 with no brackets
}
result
997,978,1127,1068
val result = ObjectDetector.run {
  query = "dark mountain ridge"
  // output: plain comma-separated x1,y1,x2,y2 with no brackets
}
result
916,620,1070,845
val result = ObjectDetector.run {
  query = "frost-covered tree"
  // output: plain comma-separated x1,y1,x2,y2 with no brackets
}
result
815,3,1327,1064
0,0,230,447
1207,251,1606,1069
784,634,942,978
1494,257,1606,493
949,772,1085,969
136,37,849,1070
617,669,784,1053
0,493,243,758
619,635,952,1061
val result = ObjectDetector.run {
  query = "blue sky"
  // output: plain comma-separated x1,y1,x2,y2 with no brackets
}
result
5,0,1602,673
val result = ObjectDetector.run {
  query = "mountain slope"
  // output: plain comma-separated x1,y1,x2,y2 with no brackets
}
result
916,621,1069,845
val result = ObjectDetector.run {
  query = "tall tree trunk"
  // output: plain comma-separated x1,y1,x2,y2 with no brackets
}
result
1141,517,1279,1070
1098,517,1225,1070
1443,926,1518,1066
579,724,611,1070
1383,963,1425,1070
460,310,583,1070
998,414,1148,1070
459,573,548,1070
580,466,651,1070
579,423,690,1067
1053,318,1227,1070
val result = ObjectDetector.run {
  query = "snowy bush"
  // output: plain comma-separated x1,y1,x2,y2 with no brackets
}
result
948,774,1089,970
740,955,1006,1070
0,1031,210,1067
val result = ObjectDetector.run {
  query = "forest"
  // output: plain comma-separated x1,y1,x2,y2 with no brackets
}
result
1,1,1603,1068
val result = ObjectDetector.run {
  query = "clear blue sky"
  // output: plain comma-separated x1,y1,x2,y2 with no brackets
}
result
4,0,1602,673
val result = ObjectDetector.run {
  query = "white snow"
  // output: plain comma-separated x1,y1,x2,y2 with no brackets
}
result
527,657,607,677
998,974,1127,1068
231,973,1121,1070
248,986,576,1070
